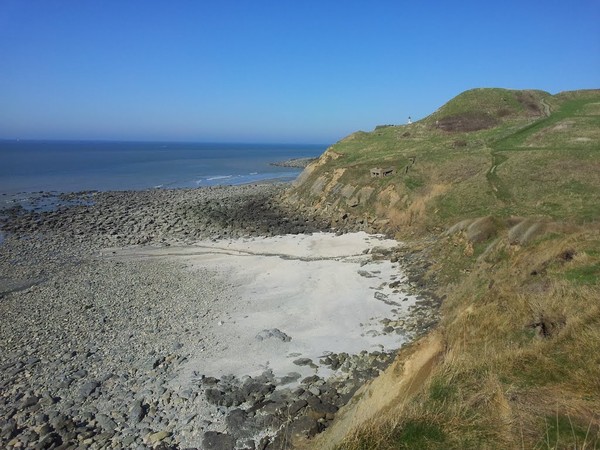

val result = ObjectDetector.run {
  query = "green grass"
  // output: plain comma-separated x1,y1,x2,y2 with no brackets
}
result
404,175,425,190
564,262,600,285
428,377,457,403
492,97,600,151
391,420,446,448
424,88,550,124
290,88,600,235
540,415,595,449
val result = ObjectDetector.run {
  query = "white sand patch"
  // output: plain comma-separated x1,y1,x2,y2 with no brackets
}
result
107,232,418,382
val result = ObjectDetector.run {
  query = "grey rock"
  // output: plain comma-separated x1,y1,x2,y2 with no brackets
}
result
292,358,313,366
33,412,49,425
146,430,171,444
308,386,321,396
35,431,62,449
255,328,291,342
288,399,308,416
225,408,247,437
38,423,53,437
241,380,275,403
0,419,17,439
21,394,40,408
374,291,389,301
129,400,146,423
50,414,75,433
358,270,375,278
202,431,237,450
79,380,100,397
205,388,225,405
121,434,136,446
72,369,88,378
24,356,41,366
200,376,220,386
18,429,40,447
95,413,117,432
279,372,301,385
287,415,321,439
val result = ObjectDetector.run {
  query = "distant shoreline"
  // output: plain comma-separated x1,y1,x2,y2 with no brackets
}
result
0,140,325,198
269,156,318,168
0,179,294,214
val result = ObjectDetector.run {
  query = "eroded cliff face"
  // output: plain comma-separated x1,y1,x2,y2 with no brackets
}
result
296,332,444,450
282,147,448,238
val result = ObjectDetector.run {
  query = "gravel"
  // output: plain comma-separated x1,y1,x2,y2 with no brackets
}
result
0,184,440,449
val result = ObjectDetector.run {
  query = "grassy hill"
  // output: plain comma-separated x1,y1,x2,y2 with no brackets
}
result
286,88,600,449
287,88,599,233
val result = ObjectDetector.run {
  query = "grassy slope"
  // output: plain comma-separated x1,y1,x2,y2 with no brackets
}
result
290,88,599,233
289,88,600,449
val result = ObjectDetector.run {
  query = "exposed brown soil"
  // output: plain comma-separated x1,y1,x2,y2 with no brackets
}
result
515,91,545,116
435,111,499,132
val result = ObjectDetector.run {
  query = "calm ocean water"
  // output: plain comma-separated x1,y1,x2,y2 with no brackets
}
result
0,140,325,206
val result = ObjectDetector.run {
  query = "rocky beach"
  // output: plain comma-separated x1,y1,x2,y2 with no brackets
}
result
0,184,440,449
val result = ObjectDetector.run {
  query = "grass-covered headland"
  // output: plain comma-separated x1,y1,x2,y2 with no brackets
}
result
286,88,600,449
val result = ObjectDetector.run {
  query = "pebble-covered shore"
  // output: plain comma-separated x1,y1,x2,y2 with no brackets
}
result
0,184,440,449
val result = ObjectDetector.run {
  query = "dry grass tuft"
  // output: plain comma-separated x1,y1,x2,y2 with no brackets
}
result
332,227,600,450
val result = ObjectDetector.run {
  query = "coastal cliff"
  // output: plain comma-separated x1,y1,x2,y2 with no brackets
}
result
0,88,597,449
285,88,600,449
285,88,599,237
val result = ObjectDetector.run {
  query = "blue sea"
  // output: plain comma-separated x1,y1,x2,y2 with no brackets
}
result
0,140,326,208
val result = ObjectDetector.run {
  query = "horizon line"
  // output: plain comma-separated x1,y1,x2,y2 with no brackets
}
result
0,137,332,147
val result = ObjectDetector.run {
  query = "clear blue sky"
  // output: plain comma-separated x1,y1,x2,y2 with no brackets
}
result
1,1,598,144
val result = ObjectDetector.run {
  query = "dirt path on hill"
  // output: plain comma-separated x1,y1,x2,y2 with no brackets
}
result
540,97,552,117
486,151,511,203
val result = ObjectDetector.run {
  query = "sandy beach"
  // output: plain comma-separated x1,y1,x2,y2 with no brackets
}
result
0,185,439,449
107,232,417,381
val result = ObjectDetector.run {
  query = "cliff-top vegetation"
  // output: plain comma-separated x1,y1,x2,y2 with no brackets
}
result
287,88,600,449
